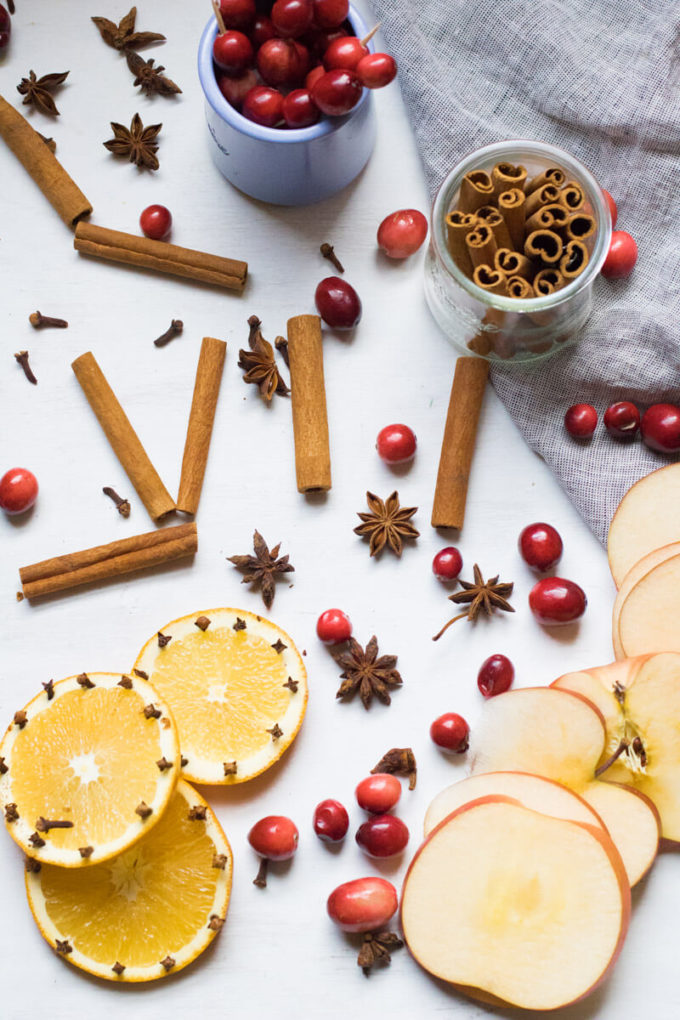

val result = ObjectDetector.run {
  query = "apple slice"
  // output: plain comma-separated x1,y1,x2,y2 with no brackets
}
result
424,771,605,836
402,796,630,1011
608,463,680,587
469,687,659,884
612,543,680,658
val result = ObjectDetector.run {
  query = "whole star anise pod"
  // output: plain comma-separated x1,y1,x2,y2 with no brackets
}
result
336,636,402,710
433,563,514,640
238,316,289,401
91,7,165,51
104,113,162,170
126,51,181,96
354,491,419,557
357,931,404,975
227,530,294,609
16,70,69,116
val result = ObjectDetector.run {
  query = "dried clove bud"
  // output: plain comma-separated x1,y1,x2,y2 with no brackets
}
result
103,486,131,517
36,817,74,832
29,831,46,848
118,675,133,689
135,801,153,819
14,710,27,729
283,677,298,693
143,703,161,719
157,632,172,648
133,668,148,680
160,955,176,971
154,319,183,347
212,853,228,870
4,803,19,822
55,939,73,955
320,242,344,273
14,350,37,384
29,310,68,329
223,761,238,777
274,336,289,367
188,805,207,821
25,857,42,873
180,756,189,767
194,615,211,631
207,914,225,932
79,846,94,859
0,758,7,775
266,723,283,740
271,639,287,654
76,673,95,689
233,617,247,631
42,679,55,700
371,747,417,790
112,961,125,975
156,757,173,771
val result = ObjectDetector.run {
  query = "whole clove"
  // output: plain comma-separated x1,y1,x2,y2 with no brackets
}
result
29,310,68,329
320,242,344,273
154,319,183,347
14,350,37,384
274,335,289,367
103,486,131,517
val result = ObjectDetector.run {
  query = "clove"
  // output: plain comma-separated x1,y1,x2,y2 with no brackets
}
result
103,486,131,517
320,242,344,273
29,310,68,329
14,350,37,384
154,319,183,347
253,859,268,888
274,336,289,367
36,817,74,832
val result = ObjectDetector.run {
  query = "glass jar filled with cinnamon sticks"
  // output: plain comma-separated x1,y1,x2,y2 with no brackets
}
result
424,140,611,362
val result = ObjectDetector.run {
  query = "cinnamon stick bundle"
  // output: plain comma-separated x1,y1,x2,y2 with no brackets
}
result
20,523,197,600
0,94,92,228
72,352,175,521
74,223,247,293
287,314,331,493
176,337,227,515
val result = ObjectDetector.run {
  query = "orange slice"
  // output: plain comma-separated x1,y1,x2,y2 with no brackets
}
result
133,608,307,784
25,779,232,982
0,672,179,867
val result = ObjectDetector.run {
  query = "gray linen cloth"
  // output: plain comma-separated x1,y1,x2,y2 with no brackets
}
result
371,0,680,544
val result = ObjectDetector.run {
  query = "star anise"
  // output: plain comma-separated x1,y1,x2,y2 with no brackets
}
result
336,636,402,710
357,931,404,975
238,316,290,401
371,747,417,790
126,51,181,96
354,491,419,557
227,530,294,609
91,7,165,51
16,71,69,116
433,564,514,641
104,113,162,170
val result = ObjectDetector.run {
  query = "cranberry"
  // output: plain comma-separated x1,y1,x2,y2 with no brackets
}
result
376,423,417,463
518,522,563,571
311,68,362,115
602,189,617,228
282,88,320,127
307,26,347,57
139,204,172,241
248,815,299,886
250,13,276,46
316,608,352,644
356,814,409,858
313,799,349,842
315,276,361,329
323,35,367,70
356,52,397,89
220,0,256,29
305,64,326,90
432,546,463,582
529,578,587,625
242,85,284,126
213,30,254,75
355,774,401,814
477,654,515,698
218,67,258,109
272,0,314,37
430,712,469,752
257,37,309,86
601,230,638,278
327,877,398,933
640,404,680,453
604,401,640,440
312,0,349,29
0,4,10,49
564,403,597,439
0,467,38,515
377,208,428,259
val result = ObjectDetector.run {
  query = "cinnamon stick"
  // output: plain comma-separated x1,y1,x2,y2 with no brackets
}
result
525,203,569,235
287,314,331,493
0,94,92,228
491,162,527,198
458,170,494,214
431,357,490,529
533,268,565,295
176,337,227,515
445,210,477,277
560,239,589,278
558,181,585,211
524,229,564,265
74,222,247,293
525,167,566,195
524,184,561,219
465,223,498,270
72,352,175,521
506,275,534,299
472,264,508,295
474,206,512,250
494,248,533,280
20,523,197,600
564,213,596,242
498,188,526,250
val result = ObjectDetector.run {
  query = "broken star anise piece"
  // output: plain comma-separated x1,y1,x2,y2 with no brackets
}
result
126,51,181,96
357,931,404,975
336,636,402,710
91,7,166,51
354,491,419,557
238,316,290,402
16,71,69,116
227,530,294,609
433,563,514,641
104,113,162,170
371,747,417,790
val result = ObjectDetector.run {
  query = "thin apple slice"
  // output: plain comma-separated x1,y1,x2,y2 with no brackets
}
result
612,544,680,658
424,771,605,836
402,796,630,1011
608,463,680,587
611,547,680,659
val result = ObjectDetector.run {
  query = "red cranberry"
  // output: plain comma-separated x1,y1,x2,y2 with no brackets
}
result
217,67,258,109
377,208,428,259
257,37,309,86
640,404,680,453
316,608,352,644
604,401,640,440
250,13,276,46
602,189,617,228
601,230,637,278
0,4,10,49
564,403,597,439
139,204,172,241
477,654,515,697
355,774,401,814
307,26,347,57
242,85,284,126
376,423,417,463
518,522,563,571
313,799,349,842
356,814,409,858
529,578,587,625
327,877,398,933
305,64,326,90
220,0,256,29
311,68,362,115
248,815,299,886
315,276,362,329
323,35,367,70
356,52,397,89
282,88,320,127
213,30,254,75
312,0,349,29
432,547,463,582
430,712,469,752
272,0,313,37
0,467,38,515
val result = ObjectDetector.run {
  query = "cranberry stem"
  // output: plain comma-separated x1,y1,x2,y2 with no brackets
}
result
253,857,269,888
212,0,227,35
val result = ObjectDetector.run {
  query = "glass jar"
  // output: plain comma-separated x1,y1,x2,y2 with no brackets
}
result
424,140,612,363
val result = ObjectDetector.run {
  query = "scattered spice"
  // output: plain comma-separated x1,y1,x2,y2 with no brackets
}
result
181,755,189,767
126,51,181,96
42,679,55,700
157,632,172,648
156,757,172,771
233,617,247,631
76,672,95,689
266,723,283,740
29,831,46,848
207,914,225,932
36,817,74,832
238,315,290,401
79,846,94,858
132,668,148,680
112,961,125,975
223,761,238,776
354,491,419,557
271,639,287,654
154,319,183,347
4,803,19,823
433,564,515,640
91,7,165,51
37,132,57,153
16,70,69,116
14,351,37,385
320,242,344,273
25,857,42,873
103,486,131,517
274,335,289,367
336,636,402,710
104,113,162,171
283,676,298,693
7,0,15,14
228,530,294,609
135,801,153,819
55,939,73,955
371,747,417,790
13,710,27,729
212,853,228,870
118,675,133,688
188,805,207,821
357,931,404,975
160,955,175,972
143,703,161,719
0,758,7,775
195,615,211,631
29,310,68,329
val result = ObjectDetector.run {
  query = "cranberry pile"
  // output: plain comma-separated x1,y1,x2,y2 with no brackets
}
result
212,0,397,129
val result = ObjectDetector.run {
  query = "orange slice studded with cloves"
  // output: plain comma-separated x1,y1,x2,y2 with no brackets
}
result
0,672,180,867
25,780,232,982
133,608,308,785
